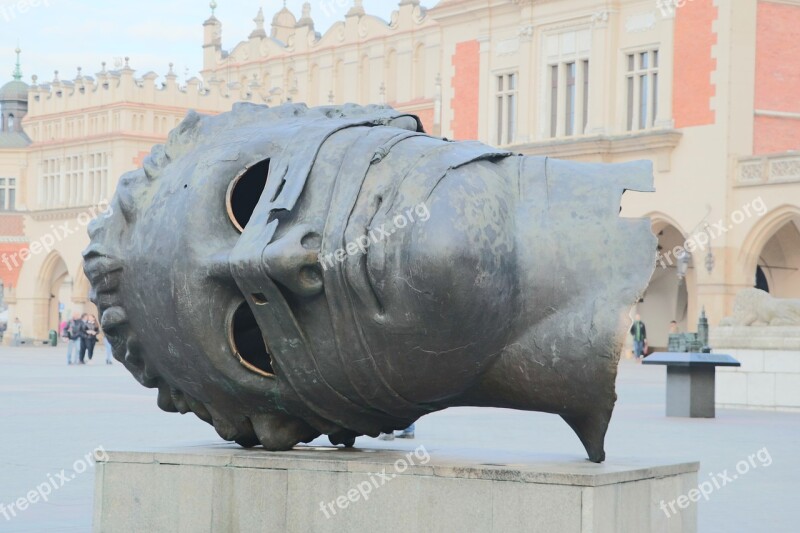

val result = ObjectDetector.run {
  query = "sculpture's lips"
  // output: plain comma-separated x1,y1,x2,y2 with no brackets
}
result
82,245,123,294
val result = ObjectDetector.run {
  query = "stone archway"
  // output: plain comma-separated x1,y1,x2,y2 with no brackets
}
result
637,214,696,350
755,219,800,298
740,205,800,298
35,252,70,338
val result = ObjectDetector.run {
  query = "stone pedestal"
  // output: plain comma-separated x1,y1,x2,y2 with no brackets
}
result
93,446,698,533
666,366,715,417
711,326,800,410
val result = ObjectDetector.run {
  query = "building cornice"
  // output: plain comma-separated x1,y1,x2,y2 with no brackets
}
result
27,132,168,150
512,129,683,159
27,205,99,222
25,102,221,123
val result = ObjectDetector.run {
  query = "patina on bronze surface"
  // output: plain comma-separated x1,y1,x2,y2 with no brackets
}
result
83,103,655,462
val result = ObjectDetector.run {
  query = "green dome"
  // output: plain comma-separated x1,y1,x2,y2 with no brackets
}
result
0,79,28,101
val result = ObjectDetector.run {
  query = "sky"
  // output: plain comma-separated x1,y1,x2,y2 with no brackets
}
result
0,0,432,87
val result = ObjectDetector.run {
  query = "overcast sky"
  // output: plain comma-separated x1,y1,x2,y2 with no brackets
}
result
0,0,431,86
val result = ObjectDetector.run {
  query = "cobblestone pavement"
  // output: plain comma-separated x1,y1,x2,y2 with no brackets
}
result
1,346,796,532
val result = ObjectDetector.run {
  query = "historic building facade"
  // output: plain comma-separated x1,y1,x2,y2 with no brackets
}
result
1,0,798,348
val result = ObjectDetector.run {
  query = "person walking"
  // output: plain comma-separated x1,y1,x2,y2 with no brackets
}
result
11,317,22,346
378,423,415,440
630,314,647,360
103,330,113,365
79,314,99,364
62,312,83,365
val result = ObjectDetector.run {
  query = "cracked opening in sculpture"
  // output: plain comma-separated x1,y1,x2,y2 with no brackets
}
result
83,102,656,462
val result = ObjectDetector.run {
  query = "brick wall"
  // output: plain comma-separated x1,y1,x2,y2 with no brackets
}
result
673,0,718,128
0,213,27,287
450,40,480,140
415,107,435,134
753,1,800,154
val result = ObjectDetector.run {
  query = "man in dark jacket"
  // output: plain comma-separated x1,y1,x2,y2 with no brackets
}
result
630,314,647,360
62,312,83,365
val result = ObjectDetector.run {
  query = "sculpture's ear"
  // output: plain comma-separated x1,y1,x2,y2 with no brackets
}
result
262,224,324,298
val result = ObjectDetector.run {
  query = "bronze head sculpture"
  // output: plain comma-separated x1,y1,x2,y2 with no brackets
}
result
83,103,655,462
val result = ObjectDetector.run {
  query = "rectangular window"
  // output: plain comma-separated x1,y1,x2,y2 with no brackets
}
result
565,62,576,136
549,59,589,138
639,74,648,130
550,65,559,138
0,177,16,211
582,60,590,133
495,72,518,145
626,48,659,131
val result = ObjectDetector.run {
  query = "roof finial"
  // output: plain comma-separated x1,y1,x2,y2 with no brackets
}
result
12,46,22,81
347,0,365,17
210,0,217,16
296,1,314,29
249,6,267,38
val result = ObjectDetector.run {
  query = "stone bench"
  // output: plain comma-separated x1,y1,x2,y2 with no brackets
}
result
643,352,740,418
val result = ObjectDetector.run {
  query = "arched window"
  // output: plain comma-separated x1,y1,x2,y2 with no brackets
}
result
308,64,319,106
385,49,397,103
335,60,344,104
7,114,14,131
414,43,426,98
360,55,370,102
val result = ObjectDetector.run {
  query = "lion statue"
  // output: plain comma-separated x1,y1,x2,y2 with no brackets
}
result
720,288,800,326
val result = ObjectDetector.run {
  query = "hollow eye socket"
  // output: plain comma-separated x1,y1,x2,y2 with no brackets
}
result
229,301,275,377
226,159,270,232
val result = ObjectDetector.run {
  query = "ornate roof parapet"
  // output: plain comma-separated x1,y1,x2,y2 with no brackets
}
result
25,60,231,123
208,0,433,79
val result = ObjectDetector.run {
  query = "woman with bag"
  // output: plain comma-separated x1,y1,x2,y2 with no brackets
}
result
79,314,99,363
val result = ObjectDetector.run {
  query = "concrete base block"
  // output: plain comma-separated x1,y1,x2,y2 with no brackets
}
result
666,367,716,418
93,447,698,533
713,345,800,410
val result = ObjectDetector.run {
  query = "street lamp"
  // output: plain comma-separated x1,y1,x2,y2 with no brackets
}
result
676,248,691,280
703,225,715,275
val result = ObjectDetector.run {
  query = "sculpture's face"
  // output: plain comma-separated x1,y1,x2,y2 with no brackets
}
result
84,103,657,462
84,104,519,445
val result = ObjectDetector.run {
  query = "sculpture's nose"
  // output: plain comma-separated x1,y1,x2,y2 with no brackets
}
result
262,225,323,297
230,215,324,306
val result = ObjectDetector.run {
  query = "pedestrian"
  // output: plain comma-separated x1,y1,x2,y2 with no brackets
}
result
79,314,99,364
12,317,22,346
630,314,647,360
669,320,679,334
103,331,113,365
63,312,83,365
378,423,415,440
